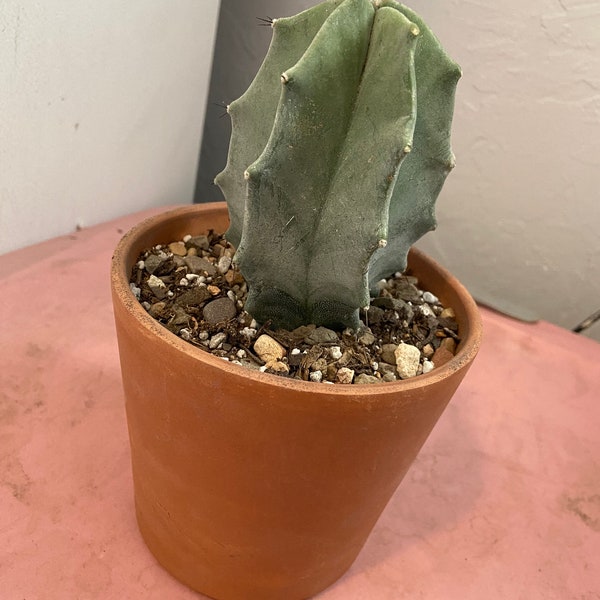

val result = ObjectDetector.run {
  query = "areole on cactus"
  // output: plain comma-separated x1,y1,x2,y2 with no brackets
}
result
215,0,461,331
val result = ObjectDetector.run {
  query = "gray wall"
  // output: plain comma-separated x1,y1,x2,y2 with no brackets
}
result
195,0,313,205
196,0,600,341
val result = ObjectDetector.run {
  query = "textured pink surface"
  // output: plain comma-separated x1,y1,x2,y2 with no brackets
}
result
1,207,599,599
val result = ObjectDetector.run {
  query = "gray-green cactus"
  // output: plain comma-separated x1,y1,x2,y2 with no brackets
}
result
215,0,460,330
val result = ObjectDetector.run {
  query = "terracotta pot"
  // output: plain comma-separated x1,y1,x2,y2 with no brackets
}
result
111,203,481,600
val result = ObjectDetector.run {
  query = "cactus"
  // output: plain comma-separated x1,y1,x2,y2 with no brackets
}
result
215,0,460,330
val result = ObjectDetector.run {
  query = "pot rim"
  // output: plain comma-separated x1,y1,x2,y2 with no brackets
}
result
111,203,482,396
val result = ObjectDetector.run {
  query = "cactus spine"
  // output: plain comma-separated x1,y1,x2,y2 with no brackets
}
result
215,0,460,330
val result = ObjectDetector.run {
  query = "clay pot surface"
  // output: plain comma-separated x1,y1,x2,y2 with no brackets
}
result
111,203,481,600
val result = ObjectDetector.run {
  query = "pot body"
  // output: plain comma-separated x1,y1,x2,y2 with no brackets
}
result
111,203,481,600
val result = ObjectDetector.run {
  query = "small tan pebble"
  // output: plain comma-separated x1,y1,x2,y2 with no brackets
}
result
432,346,454,368
168,242,187,256
254,334,286,363
336,351,353,367
336,367,355,384
186,247,198,257
422,343,435,359
207,285,221,296
354,374,379,385
440,307,456,319
225,269,245,286
358,330,376,346
435,330,447,338
380,343,398,365
394,343,421,379
440,337,457,353
326,364,338,381
266,360,289,374
148,301,167,318
311,358,328,372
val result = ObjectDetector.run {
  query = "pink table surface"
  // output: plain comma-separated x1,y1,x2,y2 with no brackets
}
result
1,206,599,600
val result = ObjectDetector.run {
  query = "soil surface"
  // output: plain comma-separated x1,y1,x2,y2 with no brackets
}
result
129,231,460,384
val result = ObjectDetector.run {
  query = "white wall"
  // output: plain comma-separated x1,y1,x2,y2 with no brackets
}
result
409,0,600,341
198,0,600,341
0,0,220,255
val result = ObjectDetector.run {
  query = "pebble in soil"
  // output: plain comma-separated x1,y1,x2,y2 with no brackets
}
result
130,231,461,385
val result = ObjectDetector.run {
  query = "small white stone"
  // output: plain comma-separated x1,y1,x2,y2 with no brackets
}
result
266,360,290,374
423,291,439,304
183,234,192,242
310,371,323,383
394,343,421,379
236,349,246,359
419,303,435,317
336,367,355,384
330,346,343,360
147,275,167,299
167,290,174,297
227,290,236,302
137,260,145,269
141,301,151,310
180,328,192,341
250,319,258,329
209,332,227,349
217,255,232,274
259,365,268,372
291,348,301,356
371,361,379,371
129,283,141,299
241,327,257,339
186,273,200,283
178,278,189,286
422,360,435,374
198,331,209,341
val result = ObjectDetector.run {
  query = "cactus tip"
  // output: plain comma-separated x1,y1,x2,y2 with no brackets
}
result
410,24,420,37
243,169,251,181
403,144,412,155
378,239,387,248
281,72,290,84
